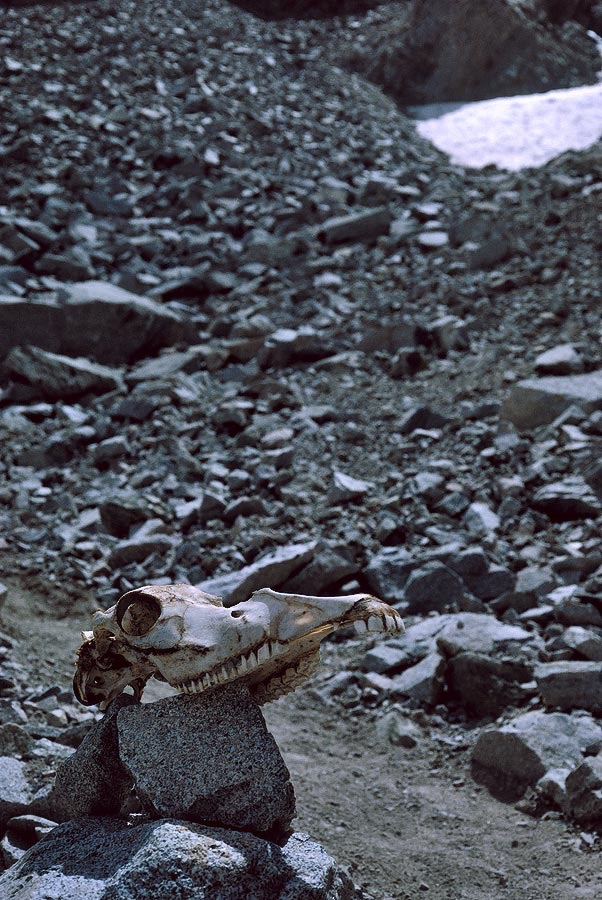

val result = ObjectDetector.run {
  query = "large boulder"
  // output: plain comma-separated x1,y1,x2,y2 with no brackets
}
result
117,685,296,838
0,817,357,899
341,0,600,104
471,710,601,800
0,282,191,365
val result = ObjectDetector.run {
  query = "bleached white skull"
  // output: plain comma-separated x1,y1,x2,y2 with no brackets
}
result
74,583,403,708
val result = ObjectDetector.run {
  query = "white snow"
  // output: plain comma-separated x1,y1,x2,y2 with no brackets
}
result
411,82,602,171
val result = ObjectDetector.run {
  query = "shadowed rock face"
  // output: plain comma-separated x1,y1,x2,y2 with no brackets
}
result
341,0,600,104
227,0,384,20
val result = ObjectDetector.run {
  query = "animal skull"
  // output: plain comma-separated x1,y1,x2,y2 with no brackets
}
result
73,583,404,709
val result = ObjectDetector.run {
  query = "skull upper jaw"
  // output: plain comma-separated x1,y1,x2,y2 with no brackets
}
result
73,586,404,708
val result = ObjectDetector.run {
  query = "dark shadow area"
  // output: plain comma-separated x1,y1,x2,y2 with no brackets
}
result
225,0,384,21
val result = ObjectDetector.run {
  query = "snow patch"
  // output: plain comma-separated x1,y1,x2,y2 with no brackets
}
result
411,82,602,171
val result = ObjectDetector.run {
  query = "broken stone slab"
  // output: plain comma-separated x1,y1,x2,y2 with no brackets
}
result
327,470,375,505
125,346,213,384
106,534,175,569
564,754,602,825
280,546,359,594
531,477,602,521
501,370,602,431
0,284,191,365
435,613,533,657
534,343,583,376
3,346,124,401
403,562,466,614
0,817,356,900
535,661,602,713
363,546,414,606
1,815,57,868
559,626,602,662
43,695,135,822
117,684,295,837
198,541,316,606
0,758,34,830
445,652,534,718
463,502,500,536
471,710,602,800
389,652,445,705
317,206,392,245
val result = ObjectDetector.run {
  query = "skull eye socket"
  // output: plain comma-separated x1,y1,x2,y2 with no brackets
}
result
116,592,161,636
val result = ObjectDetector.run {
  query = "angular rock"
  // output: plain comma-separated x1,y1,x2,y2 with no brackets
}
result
534,344,583,376
99,496,151,538
435,613,533,656
1,815,57,868
48,695,135,821
471,710,602,799
565,754,602,825
318,206,392,245
501,370,602,431
117,684,295,836
0,758,33,829
0,284,190,365
535,661,602,713
198,541,316,606
403,562,466,614
107,534,174,569
4,346,124,401
463,502,500,536
463,565,515,601
328,471,374,504
560,626,602,662
0,818,355,900
348,0,600,105
364,547,413,606
531,478,602,521
281,547,359,594
446,652,534,718
389,652,445,705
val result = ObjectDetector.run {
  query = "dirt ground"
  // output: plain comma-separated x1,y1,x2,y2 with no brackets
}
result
2,578,601,900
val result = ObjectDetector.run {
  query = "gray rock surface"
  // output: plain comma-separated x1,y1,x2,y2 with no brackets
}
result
564,754,602,825
501,370,602,430
49,695,135,821
535,661,602,713
117,684,296,836
198,542,316,606
471,710,602,799
0,817,356,900
0,758,33,829
4,346,124,400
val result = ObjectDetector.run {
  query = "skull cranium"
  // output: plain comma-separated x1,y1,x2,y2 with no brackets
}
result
74,583,404,708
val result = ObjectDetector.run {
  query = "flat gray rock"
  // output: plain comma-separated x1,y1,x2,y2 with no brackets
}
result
535,661,602,713
0,284,189,365
4,346,124,400
501,370,602,431
117,684,295,837
471,710,602,800
0,817,356,900
0,758,33,830
198,541,316,606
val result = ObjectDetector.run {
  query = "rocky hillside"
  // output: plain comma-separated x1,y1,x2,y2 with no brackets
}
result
0,0,601,893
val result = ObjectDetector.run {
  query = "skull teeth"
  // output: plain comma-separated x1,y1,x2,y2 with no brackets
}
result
354,620,368,634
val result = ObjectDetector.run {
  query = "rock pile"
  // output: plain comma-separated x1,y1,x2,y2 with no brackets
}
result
0,684,357,898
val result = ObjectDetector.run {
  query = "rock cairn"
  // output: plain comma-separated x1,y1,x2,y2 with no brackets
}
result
0,684,357,898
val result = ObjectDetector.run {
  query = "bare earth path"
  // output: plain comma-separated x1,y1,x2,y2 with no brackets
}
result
2,579,601,900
